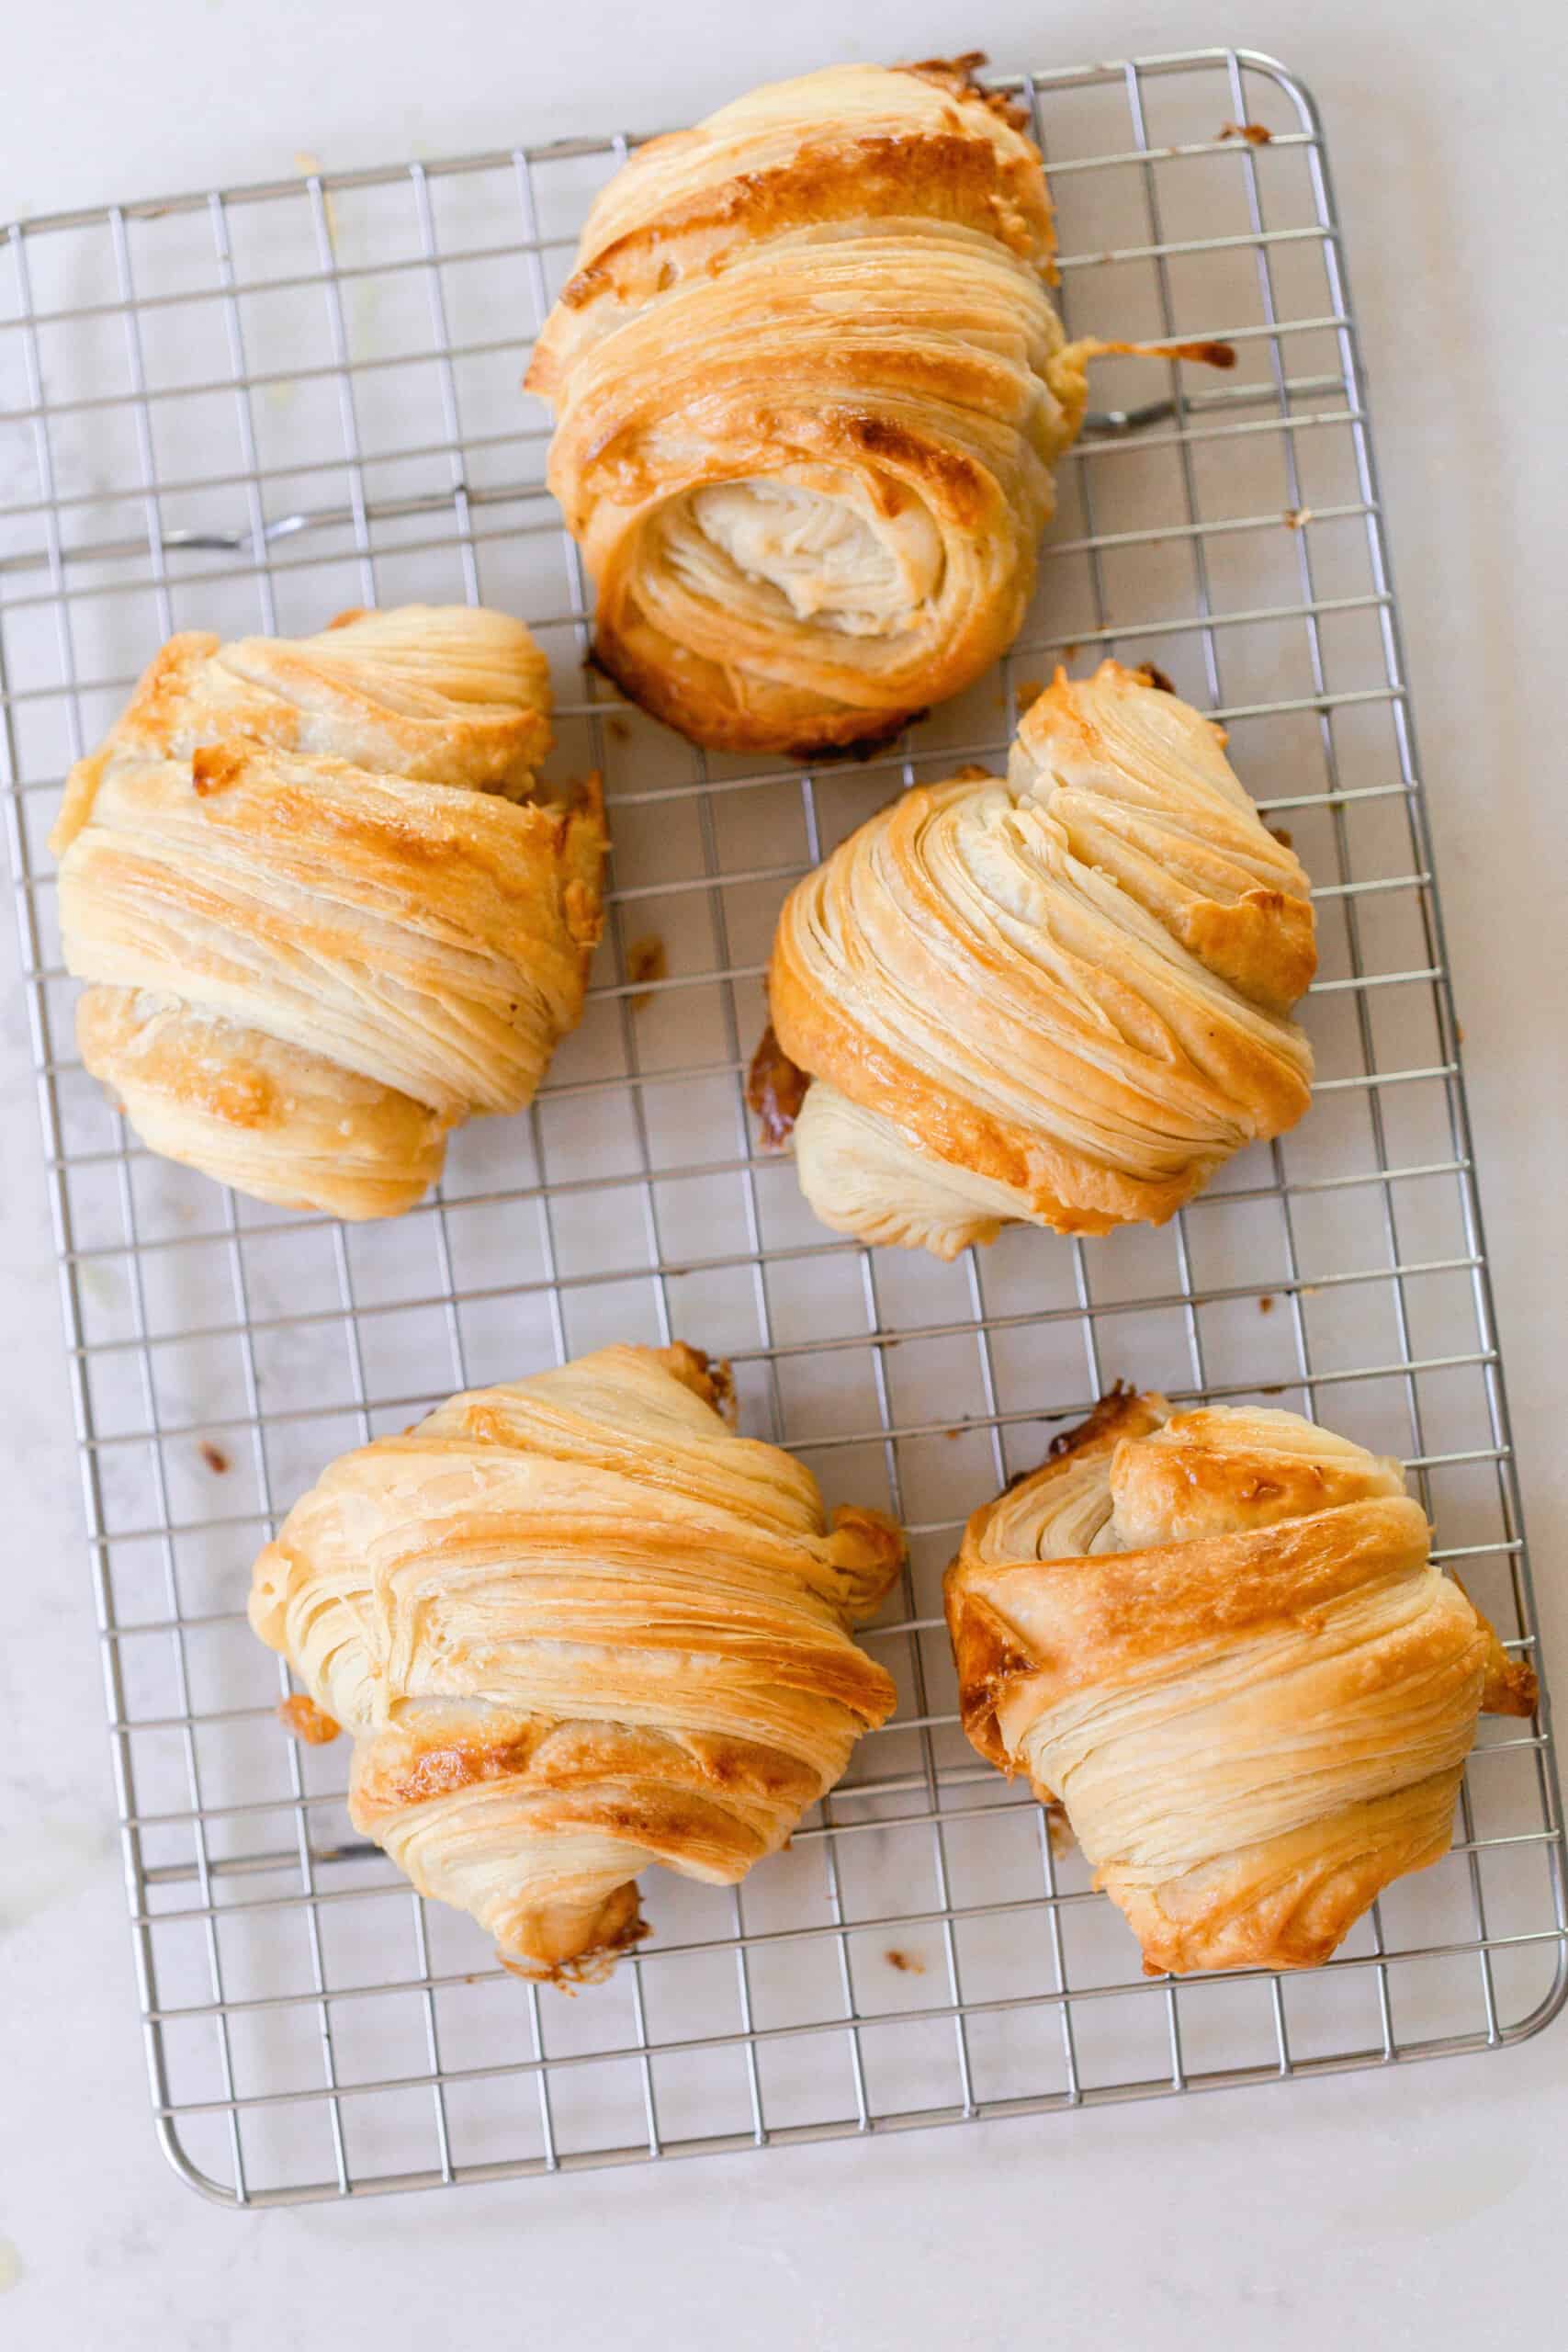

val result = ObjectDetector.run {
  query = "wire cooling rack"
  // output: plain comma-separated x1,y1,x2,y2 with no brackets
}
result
2,47,1563,2207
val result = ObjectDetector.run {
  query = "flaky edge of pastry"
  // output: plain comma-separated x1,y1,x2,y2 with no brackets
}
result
527,53,1055,402
943,1386,1163,1772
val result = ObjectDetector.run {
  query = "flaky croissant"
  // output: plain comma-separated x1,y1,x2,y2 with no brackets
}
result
250,1343,904,1977
758,660,1314,1256
945,1390,1537,1975
51,605,605,1220
526,58,1093,755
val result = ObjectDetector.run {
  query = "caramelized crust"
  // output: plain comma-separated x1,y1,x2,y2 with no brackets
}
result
746,1021,812,1146
251,1343,905,1977
945,1393,1535,1973
276,1693,342,1746
532,55,1055,391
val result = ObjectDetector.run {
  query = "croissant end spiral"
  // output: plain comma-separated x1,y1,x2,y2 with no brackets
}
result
51,605,605,1219
526,58,1092,754
766,660,1315,1256
250,1343,905,1977
945,1392,1537,1974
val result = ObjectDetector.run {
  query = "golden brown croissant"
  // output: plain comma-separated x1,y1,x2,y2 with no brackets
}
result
249,1342,904,1977
526,58,1093,755
51,605,605,1219
945,1390,1538,1975
760,660,1315,1256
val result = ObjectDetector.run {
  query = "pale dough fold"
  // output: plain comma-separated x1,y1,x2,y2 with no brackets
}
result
250,1343,905,1976
945,1391,1538,1974
526,58,1090,753
767,660,1316,1255
51,605,605,1218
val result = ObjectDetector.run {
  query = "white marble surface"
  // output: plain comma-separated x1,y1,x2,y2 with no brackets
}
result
3,0,1565,2340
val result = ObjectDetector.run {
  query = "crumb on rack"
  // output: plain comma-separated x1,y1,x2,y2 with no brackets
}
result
1258,1295,1276,1316
1284,506,1313,530
1014,675,1045,712
199,1441,231,1475
1219,120,1274,144
292,151,340,243
277,1693,341,1747
884,1948,926,1974
625,933,667,1010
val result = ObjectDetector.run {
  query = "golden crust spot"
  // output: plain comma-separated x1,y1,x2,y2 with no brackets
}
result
190,742,248,797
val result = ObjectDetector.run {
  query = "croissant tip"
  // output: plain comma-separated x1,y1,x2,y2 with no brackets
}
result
1488,1658,1540,1719
497,1905,652,1991
1044,1382,1162,1461
746,1022,811,1147
654,1340,737,1423
276,1693,341,1746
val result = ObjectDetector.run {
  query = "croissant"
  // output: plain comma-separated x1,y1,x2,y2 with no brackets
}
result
51,605,605,1220
758,660,1315,1257
249,1342,904,1977
945,1390,1538,1974
525,58,1093,755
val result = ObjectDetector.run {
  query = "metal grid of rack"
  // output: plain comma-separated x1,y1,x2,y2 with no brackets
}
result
2,48,1562,2206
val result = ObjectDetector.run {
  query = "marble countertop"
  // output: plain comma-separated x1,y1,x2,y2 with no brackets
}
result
4,1,1563,2342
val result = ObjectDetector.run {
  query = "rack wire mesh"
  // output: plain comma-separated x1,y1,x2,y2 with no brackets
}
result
2,46,1563,2206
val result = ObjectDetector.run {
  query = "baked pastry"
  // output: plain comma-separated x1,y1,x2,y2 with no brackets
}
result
250,1342,904,1977
525,58,1092,756
757,660,1314,1256
51,605,605,1219
945,1390,1538,1974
